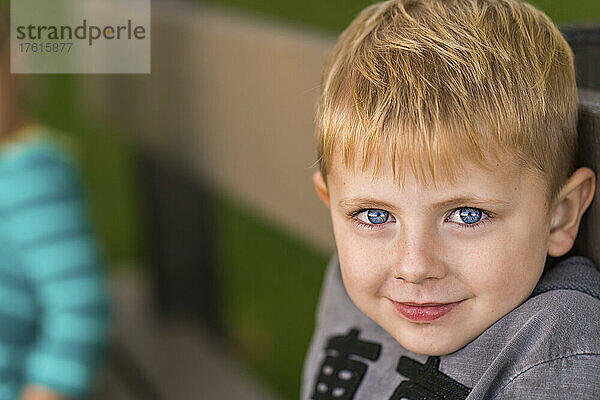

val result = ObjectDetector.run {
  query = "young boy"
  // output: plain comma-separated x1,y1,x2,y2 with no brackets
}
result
302,0,600,398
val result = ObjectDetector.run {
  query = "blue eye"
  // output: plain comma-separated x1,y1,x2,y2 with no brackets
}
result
446,207,490,227
459,208,482,224
352,208,396,229
366,209,389,224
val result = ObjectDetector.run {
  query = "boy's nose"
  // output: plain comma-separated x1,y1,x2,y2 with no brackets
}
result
390,227,448,283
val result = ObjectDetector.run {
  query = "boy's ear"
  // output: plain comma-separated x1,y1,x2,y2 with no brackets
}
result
312,170,330,208
548,167,596,257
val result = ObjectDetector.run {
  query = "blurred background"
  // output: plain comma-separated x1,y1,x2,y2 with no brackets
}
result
16,0,600,398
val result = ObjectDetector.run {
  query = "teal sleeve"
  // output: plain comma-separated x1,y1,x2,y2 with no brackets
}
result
0,143,111,398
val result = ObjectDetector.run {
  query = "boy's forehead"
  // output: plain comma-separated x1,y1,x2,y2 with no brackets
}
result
325,146,553,212
327,145,523,189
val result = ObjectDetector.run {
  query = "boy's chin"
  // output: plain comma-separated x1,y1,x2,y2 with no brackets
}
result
397,338,466,357
384,325,477,356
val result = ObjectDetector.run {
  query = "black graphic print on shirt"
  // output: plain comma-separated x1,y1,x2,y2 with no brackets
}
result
390,356,471,400
311,329,381,400
311,330,472,400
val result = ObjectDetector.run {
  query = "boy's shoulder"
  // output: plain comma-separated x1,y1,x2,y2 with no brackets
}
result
452,256,600,398
490,255,600,342
486,255,600,354
302,255,600,400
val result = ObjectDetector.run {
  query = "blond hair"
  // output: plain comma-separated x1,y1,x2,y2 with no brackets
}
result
316,0,577,203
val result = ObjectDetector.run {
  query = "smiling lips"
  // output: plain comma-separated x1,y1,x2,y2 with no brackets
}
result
390,299,464,322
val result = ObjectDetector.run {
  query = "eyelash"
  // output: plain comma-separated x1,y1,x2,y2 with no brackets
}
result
349,209,394,230
445,209,493,230
348,207,494,231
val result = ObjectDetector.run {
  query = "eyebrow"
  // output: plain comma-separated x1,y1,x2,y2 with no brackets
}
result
337,196,512,211
338,198,398,211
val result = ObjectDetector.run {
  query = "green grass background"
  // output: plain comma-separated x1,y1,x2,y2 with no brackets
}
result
31,74,144,266
31,1,599,399
199,0,600,33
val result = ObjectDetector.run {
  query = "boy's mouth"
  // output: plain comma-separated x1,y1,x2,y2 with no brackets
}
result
389,299,464,323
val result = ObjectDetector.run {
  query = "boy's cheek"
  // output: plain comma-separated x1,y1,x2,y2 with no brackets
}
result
337,242,388,293
339,262,385,314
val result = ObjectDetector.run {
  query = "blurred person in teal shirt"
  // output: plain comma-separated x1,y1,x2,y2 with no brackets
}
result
0,18,110,400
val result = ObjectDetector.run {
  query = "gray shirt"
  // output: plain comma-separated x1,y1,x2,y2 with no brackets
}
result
301,255,600,399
